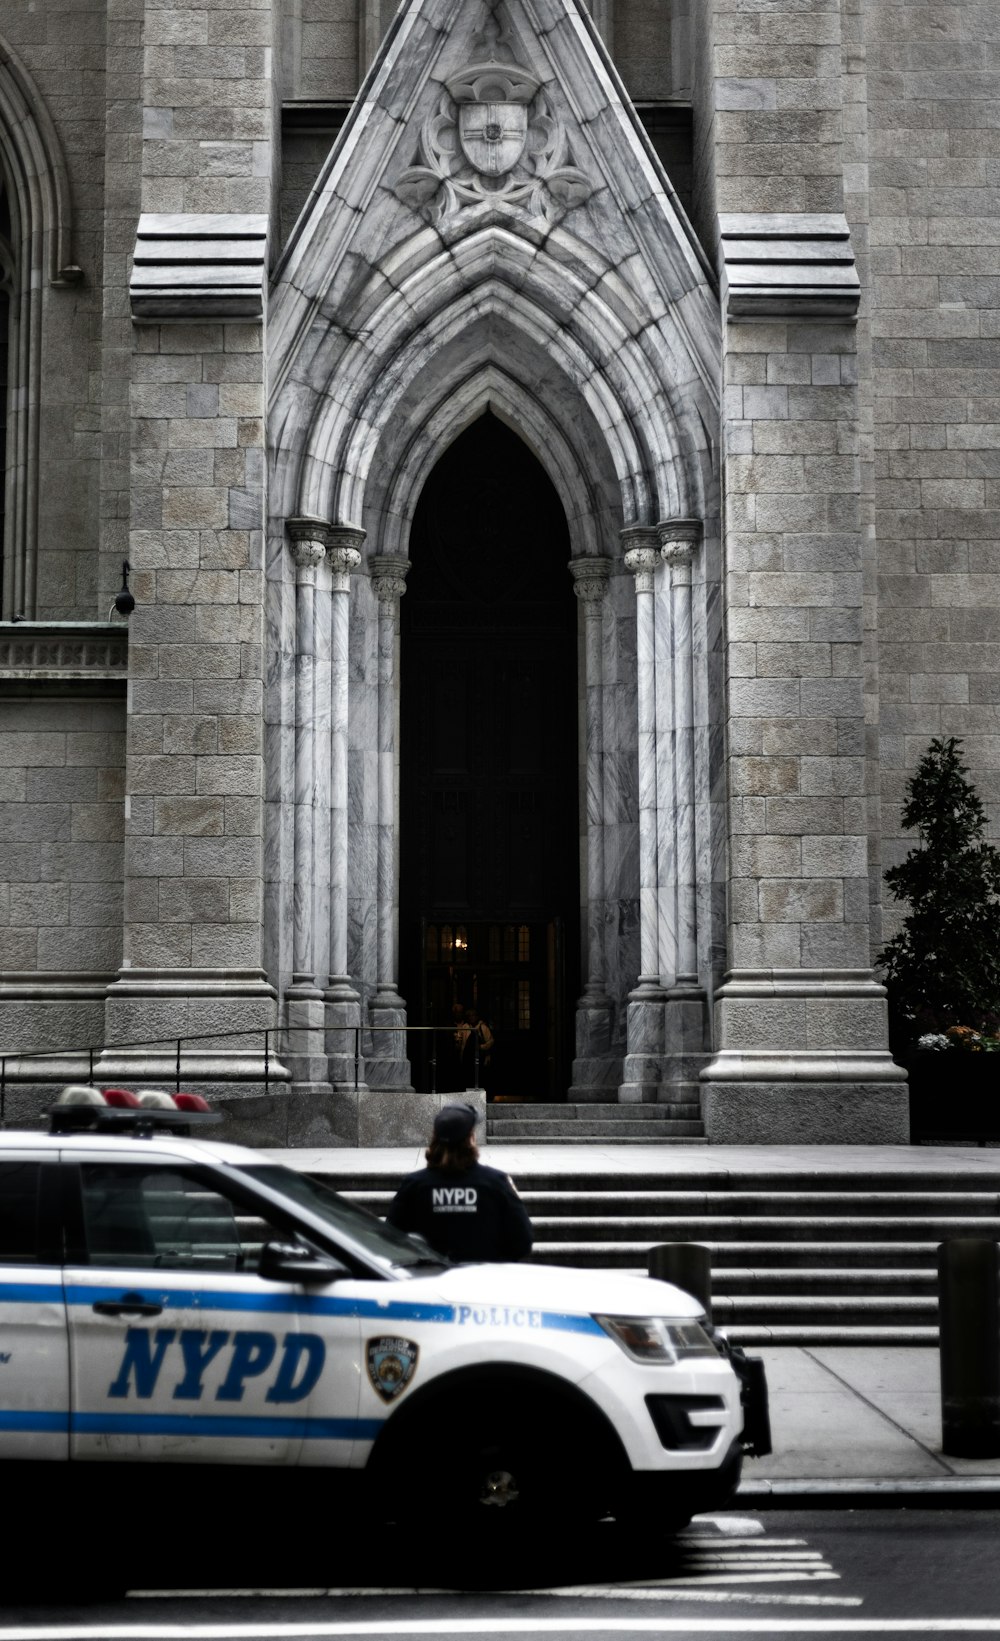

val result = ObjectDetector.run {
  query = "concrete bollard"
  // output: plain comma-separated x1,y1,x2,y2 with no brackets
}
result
648,1243,712,1323
938,1238,1000,1459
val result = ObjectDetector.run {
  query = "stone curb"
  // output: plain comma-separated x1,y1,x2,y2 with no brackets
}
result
739,1477,1000,1508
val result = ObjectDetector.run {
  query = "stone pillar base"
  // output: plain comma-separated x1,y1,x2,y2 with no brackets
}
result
325,986,367,1092
702,1075,909,1144
618,985,666,1103
701,968,908,1143
286,987,332,1095
570,993,622,1100
366,994,414,1092
99,967,288,1094
662,985,709,1106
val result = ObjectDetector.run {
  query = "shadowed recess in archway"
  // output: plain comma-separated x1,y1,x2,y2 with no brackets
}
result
399,411,579,1102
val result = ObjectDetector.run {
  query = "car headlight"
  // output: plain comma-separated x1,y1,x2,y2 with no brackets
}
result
594,1314,718,1364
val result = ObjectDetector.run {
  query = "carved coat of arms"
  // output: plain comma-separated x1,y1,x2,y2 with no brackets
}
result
395,9,593,223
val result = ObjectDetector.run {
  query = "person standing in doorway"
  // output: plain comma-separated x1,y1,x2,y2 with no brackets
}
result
461,1007,493,1091
385,1102,532,1262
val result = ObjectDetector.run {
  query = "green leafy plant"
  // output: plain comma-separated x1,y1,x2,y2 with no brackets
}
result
878,737,1000,1052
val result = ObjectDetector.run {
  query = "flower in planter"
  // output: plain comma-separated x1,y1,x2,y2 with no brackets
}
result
916,1025,1000,1053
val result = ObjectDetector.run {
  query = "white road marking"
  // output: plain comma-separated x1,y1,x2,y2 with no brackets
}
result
695,1515,766,1535
6,1617,1000,1637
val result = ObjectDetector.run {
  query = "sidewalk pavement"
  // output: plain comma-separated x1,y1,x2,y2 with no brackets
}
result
739,1345,1000,1506
269,1141,1000,1506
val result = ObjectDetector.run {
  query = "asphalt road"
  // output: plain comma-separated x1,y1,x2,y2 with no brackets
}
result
5,1509,1000,1638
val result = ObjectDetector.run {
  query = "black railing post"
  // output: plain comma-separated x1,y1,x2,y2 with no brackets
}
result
176,1038,182,1094
939,1238,1000,1457
264,1028,271,1099
354,1027,361,1091
0,1057,5,1129
648,1243,713,1323
88,1046,95,1086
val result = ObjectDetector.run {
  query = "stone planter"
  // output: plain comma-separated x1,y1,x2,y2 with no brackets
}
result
906,1053,1000,1144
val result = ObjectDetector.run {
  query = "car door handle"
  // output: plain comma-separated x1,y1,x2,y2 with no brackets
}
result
92,1293,163,1318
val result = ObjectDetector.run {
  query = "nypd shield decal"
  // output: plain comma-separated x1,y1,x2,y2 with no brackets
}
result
366,1336,418,1403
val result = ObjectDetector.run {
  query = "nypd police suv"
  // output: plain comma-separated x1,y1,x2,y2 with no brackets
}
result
0,1094,767,1535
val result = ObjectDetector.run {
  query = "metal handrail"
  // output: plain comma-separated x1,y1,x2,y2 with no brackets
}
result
0,1019,480,1125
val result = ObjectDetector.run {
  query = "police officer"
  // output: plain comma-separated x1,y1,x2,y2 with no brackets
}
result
385,1102,533,1263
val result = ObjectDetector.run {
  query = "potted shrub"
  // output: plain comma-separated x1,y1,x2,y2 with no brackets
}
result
877,737,1000,1141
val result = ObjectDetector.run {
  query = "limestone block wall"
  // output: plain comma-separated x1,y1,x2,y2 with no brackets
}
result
0,690,125,1081
1,3,107,621
722,318,869,976
123,318,268,976
866,0,1000,926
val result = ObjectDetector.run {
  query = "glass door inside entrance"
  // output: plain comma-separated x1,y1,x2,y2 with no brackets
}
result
413,919,565,1099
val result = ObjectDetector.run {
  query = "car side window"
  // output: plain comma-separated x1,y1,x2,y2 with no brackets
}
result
0,1161,41,1264
78,1164,287,1273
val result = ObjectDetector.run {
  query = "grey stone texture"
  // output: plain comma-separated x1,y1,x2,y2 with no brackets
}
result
0,0,997,1140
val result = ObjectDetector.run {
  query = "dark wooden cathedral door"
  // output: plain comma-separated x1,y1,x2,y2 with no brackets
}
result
399,412,579,1100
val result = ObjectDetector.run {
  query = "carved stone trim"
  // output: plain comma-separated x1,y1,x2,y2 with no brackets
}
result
371,554,410,602
0,621,128,679
622,528,660,594
326,525,365,592
569,555,612,604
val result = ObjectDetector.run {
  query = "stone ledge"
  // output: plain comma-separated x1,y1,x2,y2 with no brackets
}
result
719,213,860,321
130,213,268,322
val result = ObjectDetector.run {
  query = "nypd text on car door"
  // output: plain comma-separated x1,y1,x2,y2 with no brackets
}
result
62,1154,362,1466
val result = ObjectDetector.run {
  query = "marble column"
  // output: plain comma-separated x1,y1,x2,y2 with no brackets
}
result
568,555,618,1099
285,519,335,1104
659,518,709,1106
367,555,413,1091
619,529,666,1102
325,525,366,1091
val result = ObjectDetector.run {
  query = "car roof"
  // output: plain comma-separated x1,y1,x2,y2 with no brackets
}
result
0,1128,269,1169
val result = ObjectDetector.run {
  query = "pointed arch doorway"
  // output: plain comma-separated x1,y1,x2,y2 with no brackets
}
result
399,411,580,1101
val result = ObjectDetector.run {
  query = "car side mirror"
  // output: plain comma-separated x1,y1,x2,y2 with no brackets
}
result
259,1240,350,1285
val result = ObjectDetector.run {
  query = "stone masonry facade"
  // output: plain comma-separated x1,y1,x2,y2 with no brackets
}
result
0,0,995,1144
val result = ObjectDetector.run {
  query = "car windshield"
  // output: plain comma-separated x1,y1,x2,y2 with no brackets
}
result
241,1163,442,1271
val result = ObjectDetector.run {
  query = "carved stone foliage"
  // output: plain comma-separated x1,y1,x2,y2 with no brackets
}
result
395,9,592,225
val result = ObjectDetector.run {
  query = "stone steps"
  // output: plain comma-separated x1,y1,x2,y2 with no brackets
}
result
316,1163,1000,1344
486,1102,706,1142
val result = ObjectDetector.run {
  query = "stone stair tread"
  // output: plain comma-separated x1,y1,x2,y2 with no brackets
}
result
315,1160,1000,1344
728,1327,940,1346
488,1134,708,1143
488,1103,698,1117
519,1190,1000,1210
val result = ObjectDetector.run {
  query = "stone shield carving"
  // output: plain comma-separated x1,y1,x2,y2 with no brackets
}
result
458,101,528,177
395,7,593,224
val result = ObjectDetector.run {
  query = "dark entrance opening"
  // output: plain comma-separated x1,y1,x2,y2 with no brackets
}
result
400,411,579,1101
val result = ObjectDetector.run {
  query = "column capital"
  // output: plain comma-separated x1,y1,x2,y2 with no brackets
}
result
326,524,365,592
371,554,410,603
622,526,660,593
658,517,702,576
568,555,613,604
286,515,330,571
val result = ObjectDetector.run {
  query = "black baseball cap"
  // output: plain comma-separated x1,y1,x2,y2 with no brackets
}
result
433,1102,479,1142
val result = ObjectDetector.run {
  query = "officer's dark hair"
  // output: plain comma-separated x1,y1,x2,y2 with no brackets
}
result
425,1134,479,1171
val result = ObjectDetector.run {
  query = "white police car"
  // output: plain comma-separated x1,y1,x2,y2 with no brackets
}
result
0,1099,766,1536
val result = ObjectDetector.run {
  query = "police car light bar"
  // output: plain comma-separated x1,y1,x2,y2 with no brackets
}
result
48,1106,222,1136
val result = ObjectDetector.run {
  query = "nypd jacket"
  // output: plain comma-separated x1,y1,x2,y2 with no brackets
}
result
385,1161,533,1263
